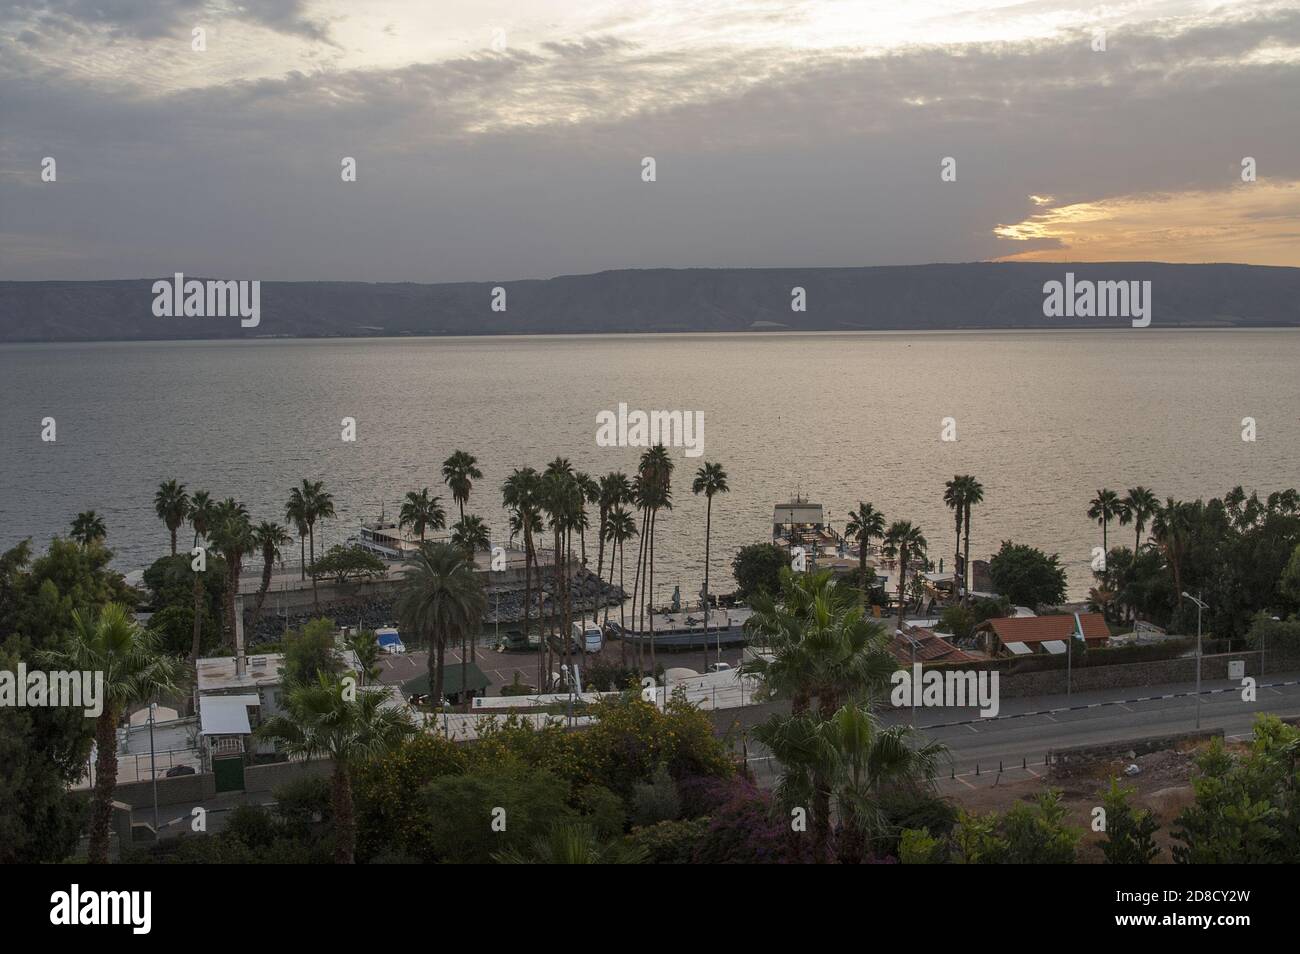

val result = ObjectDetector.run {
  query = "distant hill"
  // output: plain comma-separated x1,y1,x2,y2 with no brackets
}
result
2,262,1297,341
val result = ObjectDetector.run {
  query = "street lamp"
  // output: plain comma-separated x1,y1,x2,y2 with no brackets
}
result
897,629,914,729
148,701,159,833
1183,593,1208,729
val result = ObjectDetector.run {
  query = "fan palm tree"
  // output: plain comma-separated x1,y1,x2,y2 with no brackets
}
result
441,450,483,524
1088,488,1123,554
1152,497,1194,607
603,505,637,665
70,510,106,546
844,502,885,597
153,479,190,556
595,471,632,584
399,488,446,543
283,487,309,580
943,478,967,598
188,490,216,548
503,467,542,683
630,445,673,674
42,603,182,864
541,462,582,677
882,521,927,629
574,472,599,567
397,542,486,712
299,480,335,610
451,514,491,558
208,498,253,650
256,673,416,864
691,461,729,658
493,822,648,864
250,521,292,626
1120,486,1159,553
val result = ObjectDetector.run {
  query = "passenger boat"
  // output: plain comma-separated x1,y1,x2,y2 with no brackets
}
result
607,605,754,651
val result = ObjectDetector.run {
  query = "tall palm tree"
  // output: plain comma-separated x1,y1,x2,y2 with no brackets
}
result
961,477,984,603
399,488,446,543
503,467,542,685
188,490,216,548
541,462,581,678
595,471,632,584
70,510,106,547
397,542,486,712
153,479,190,556
1152,497,1194,607
451,514,491,558
1120,486,1159,553
441,450,483,524
43,603,182,864
256,674,415,864
299,480,335,610
882,520,927,628
283,487,309,581
250,521,292,626
692,461,729,658
844,502,886,597
943,478,966,598
631,445,673,674
1088,488,1122,554
208,498,253,650
603,505,637,665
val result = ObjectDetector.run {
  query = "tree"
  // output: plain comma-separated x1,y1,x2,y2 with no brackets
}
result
493,822,648,864
345,629,382,685
1278,543,1300,609
961,477,984,603
845,502,885,598
1120,486,1159,553
309,544,387,586
399,488,445,543
281,618,344,687
1152,497,1194,608
442,450,483,524
603,505,637,665
153,480,190,556
595,472,632,585
503,467,543,685
943,478,968,599
630,446,673,674
1088,489,1123,554
42,603,182,864
208,498,253,650
952,790,1081,863
283,487,309,581
988,540,1067,610
883,520,927,628
257,674,416,863
451,514,491,557
250,521,292,625
731,543,787,602
692,461,729,656
1100,778,1160,864
70,510,106,546
397,542,486,710
298,481,335,610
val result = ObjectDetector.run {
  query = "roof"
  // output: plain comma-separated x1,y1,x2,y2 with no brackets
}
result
199,694,260,735
402,662,490,697
979,613,1110,644
888,627,989,665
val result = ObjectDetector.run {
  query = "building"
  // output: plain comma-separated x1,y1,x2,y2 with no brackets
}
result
888,626,989,666
972,613,1110,658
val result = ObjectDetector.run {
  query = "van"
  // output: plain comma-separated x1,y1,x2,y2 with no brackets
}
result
570,620,603,654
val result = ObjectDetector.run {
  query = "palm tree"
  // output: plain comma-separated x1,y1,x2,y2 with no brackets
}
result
250,521,292,627
256,674,415,863
630,445,673,674
451,515,490,558
1088,488,1122,554
70,510,106,546
574,471,599,567
541,462,581,678
883,521,927,628
1120,486,1159,553
692,461,729,660
844,502,885,597
283,487,309,581
153,479,190,556
442,450,483,524
961,477,984,602
503,467,542,685
397,542,486,712
1152,497,1194,607
595,471,632,584
493,822,648,864
208,498,252,650
943,478,966,598
43,603,182,864
603,505,637,665
299,480,335,610
188,490,216,548
399,488,446,543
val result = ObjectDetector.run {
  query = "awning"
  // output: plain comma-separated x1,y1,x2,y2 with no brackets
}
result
199,694,260,735
1003,641,1033,656
1042,640,1068,655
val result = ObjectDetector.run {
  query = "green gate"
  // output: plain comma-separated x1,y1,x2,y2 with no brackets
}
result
213,755,245,793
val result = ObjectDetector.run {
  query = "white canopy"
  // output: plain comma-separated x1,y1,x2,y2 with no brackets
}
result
199,694,260,735
1042,640,1068,655
1003,641,1033,656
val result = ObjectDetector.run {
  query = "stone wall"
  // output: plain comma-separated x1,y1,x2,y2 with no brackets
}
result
113,771,216,809
1048,728,1224,778
244,757,333,794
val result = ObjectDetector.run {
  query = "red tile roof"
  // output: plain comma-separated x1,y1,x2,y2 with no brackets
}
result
888,628,989,665
981,613,1109,644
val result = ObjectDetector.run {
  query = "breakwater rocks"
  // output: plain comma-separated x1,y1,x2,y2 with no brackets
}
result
248,566,626,645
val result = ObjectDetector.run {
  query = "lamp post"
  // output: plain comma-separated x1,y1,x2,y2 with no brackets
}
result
898,629,915,729
1183,593,1208,729
148,701,159,833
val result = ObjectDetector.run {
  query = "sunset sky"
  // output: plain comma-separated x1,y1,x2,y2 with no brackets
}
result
2,0,1298,280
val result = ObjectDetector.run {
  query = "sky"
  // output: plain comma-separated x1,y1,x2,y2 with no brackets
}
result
2,0,1298,281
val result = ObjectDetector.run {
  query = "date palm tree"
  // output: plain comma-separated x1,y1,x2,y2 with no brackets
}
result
603,505,637,665
256,673,415,864
574,472,599,568
153,479,190,556
299,480,335,610
1088,488,1122,554
595,471,632,584
844,502,885,597
250,521,292,626
1152,497,1194,607
883,520,927,629
503,467,542,684
208,498,252,650
399,488,445,543
43,603,182,864
960,477,984,603
283,487,309,580
187,490,218,659
1120,486,1159,553
692,461,729,659
397,542,486,713
442,450,483,525
70,510,106,547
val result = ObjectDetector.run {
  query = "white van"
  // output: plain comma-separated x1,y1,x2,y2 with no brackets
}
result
570,620,603,653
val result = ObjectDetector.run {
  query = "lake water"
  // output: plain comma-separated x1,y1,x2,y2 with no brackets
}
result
2,330,1297,600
